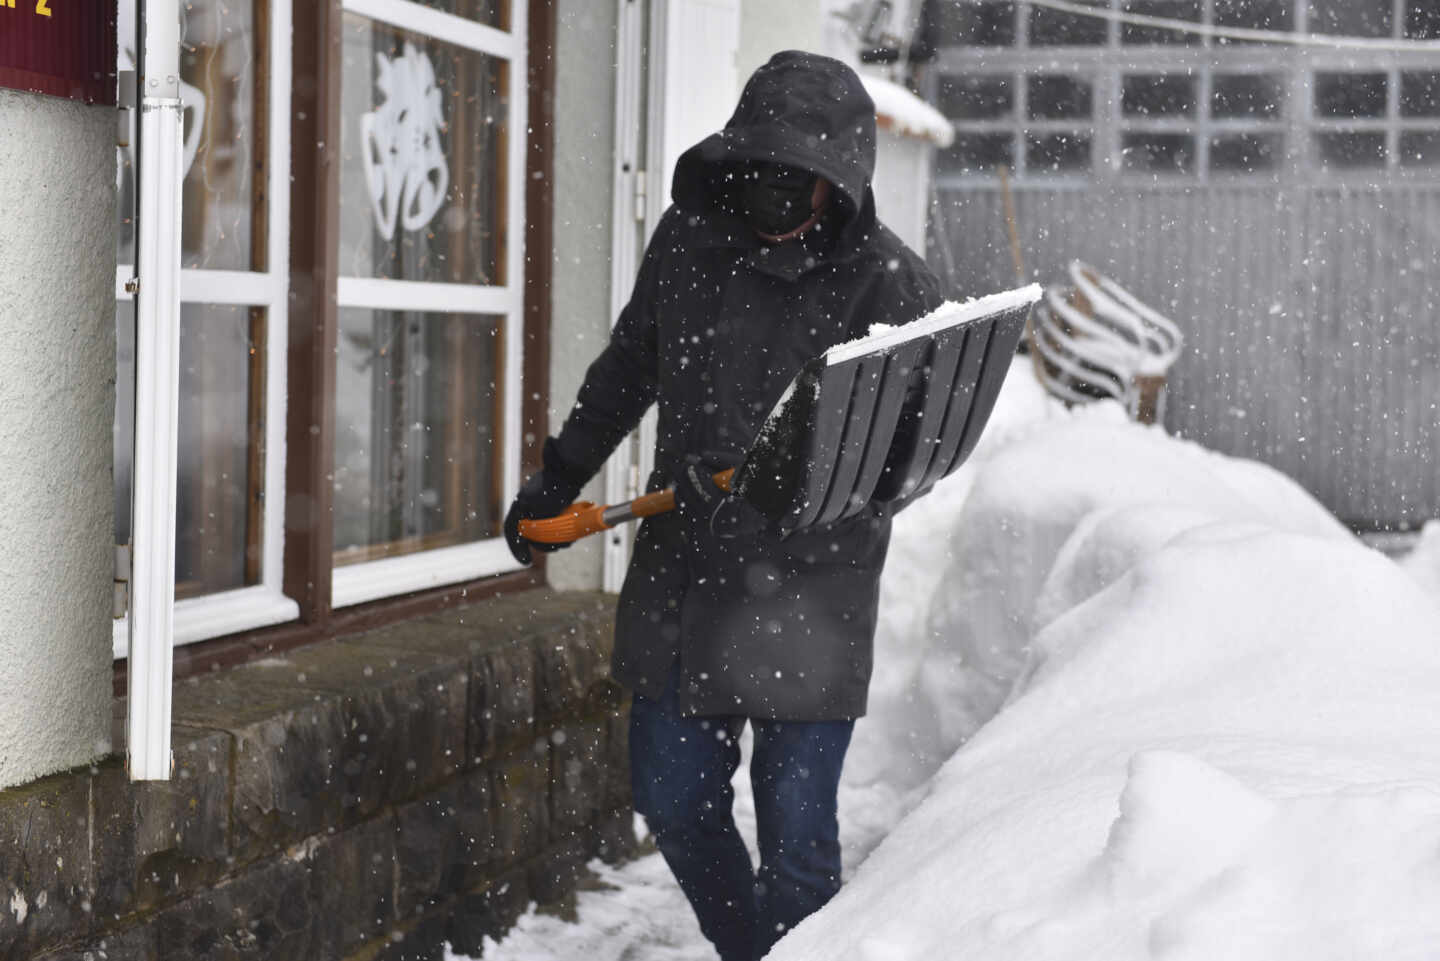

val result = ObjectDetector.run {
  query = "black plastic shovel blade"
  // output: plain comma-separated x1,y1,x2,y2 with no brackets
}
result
734,285,1041,535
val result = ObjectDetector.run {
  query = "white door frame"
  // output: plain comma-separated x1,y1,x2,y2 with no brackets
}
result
601,0,741,592
602,0,650,592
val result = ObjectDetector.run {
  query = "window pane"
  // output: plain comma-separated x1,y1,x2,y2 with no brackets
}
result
116,0,265,271
114,302,264,598
334,310,503,565
1214,0,1294,43
1029,75,1094,120
1401,72,1440,118
1122,133,1196,173
1123,75,1197,117
176,304,265,598
1400,131,1440,165
1212,74,1284,118
1407,1,1440,38
1210,133,1284,172
1308,0,1392,37
1314,131,1387,168
937,134,1015,174
938,75,1013,120
1030,0,1108,45
409,0,508,29
934,1,1017,46
178,0,264,271
1122,0,1202,45
339,14,509,286
1314,73,1388,119
1026,132,1092,173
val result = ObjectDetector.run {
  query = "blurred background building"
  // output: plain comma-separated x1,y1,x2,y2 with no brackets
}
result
914,0,1440,533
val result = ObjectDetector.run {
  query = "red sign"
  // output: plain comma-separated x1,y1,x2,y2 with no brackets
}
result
0,1,116,105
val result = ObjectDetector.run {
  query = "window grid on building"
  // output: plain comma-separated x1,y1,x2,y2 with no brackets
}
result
113,0,298,657
112,0,532,657
927,0,1440,185
330,0,527,609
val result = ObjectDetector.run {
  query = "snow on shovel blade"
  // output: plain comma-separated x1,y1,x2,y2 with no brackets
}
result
733,285,1042,535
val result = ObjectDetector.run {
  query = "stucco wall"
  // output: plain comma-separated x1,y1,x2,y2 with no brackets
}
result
0,89,117,789
737,0,822,88
545,0,619,592
873,130,933,253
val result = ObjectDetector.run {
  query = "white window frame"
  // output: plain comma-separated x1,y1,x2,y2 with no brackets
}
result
331,0,528,608
114,0,297,659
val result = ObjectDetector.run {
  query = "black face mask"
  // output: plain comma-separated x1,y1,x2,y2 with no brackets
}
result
739,162,819,236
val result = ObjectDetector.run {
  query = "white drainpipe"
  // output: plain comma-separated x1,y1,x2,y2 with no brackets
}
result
127,0,183,781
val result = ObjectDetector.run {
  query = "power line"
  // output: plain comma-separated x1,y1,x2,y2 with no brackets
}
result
1007,0,1440,52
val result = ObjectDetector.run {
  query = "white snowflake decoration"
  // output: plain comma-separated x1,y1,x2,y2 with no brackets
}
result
361,42,450,240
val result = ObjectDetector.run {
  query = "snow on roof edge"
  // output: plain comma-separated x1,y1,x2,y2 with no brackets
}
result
860,74,955,148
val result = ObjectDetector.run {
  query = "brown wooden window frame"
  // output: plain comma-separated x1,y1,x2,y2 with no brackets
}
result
114,0,554,691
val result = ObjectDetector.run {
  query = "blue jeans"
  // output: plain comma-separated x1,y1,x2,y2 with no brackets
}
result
629,666,854,961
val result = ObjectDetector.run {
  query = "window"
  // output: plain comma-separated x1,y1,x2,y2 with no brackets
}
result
1307,66,1440,171
1313,71,1387,168
1031,0,1107,46
1308,0,1390,37
1122,0,1202,45
1121,74,1199,174
114,0,295,655
1209,72,1286,173
331,0,525,607
1400,71,1440,166
1027,74,1096,175
936,75,1017,175
929,0,1440,183
1407,1,1440,40
934,1,1017,46
1212,73,1284,119
1213,0,1293,44
114,0,537,656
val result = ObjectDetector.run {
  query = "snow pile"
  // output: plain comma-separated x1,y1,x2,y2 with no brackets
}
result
846,373,1348,805
858,75,954,148
475,362,1440,961
771,372,1440,960
1402,520,1440,607
837,360,1057,848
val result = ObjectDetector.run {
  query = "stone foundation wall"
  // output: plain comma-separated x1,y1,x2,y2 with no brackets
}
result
0,590,632,961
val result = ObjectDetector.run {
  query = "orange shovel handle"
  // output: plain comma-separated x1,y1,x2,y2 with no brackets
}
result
518,468,734,545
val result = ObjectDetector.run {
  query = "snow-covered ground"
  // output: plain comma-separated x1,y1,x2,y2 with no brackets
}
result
463,361,1440,961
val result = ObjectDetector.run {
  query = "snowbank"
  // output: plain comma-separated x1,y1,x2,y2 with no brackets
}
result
775,364,1440,961
1402,520,1440,606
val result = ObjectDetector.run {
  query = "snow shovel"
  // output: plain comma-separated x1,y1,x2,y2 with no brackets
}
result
518,284,1041,545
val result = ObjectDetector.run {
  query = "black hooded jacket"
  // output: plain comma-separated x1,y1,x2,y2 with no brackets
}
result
553,51,944,720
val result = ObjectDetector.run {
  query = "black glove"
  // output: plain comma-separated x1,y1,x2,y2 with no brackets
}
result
504,438,587,565
674,452,766,540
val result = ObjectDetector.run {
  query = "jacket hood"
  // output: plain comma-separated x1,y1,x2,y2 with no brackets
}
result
672,51,878,238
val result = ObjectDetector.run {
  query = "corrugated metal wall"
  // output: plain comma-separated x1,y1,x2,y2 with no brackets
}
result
932,184,1440,529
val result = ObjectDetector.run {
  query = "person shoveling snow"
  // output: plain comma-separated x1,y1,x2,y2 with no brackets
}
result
502,51,1033,961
